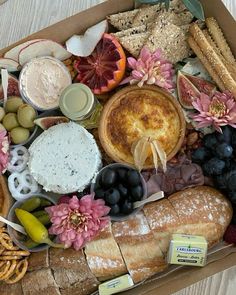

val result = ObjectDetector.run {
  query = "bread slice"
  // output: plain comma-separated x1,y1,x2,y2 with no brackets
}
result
107,9,139,31
144,21,191,63
0,175,13,226
112,212,167,283
119,32,150,57
28,249,49,271
84,223,127,281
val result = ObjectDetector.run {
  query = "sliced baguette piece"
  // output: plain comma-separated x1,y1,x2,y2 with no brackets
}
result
107,9,139,31
84,223,127,281
187,36,226,91
119,32,150,57
189,23,236,97
145,22,191,63
112,212,167,284
206,17,236,65
0,175,13,227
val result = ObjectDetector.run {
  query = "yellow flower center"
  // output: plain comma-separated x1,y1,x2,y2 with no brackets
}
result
209,97,226,118
69,211,89,231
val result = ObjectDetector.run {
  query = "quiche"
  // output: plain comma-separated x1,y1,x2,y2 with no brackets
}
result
0,175,13,226
99,85,185,168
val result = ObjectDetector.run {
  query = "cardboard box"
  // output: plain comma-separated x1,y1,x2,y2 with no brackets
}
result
0,0,236,294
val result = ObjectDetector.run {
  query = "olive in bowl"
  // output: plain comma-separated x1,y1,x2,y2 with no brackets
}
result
91,163,147,221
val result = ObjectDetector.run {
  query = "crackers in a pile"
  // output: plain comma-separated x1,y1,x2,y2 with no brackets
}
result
107,0,194,63
0,227,29,284
188,18,236,97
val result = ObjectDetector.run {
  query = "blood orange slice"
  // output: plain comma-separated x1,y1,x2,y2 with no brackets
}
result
74,33,126,94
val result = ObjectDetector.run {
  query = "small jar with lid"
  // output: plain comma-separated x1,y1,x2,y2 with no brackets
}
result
59,83,102,129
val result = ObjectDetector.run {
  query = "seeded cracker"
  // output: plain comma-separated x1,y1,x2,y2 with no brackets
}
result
188,36,226,91
131,4,161,27
112,24,150,39
145,22,191,63
119,32,150,58
206,17,236,65
107,9,139,31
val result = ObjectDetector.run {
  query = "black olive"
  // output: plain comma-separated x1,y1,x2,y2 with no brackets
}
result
117,184,128,198
131,185,143,201
117,168,128,181
105,188,120,205
121,199,133,214
127,170,141,186
100,168,117,188
109,204,120,215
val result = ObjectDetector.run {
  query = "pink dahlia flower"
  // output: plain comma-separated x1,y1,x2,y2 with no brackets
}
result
46,195,110,250
121,46,175,91
0,130,9,174
191,91,236,133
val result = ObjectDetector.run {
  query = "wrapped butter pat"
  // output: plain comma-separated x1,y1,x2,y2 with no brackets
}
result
167,234,207,267
99,274,134,295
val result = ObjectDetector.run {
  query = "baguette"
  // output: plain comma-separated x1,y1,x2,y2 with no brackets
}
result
189,23,236,97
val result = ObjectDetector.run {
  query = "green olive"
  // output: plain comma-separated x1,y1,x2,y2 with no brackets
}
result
2,113,20,131
0,107,5,121
17,104,36,128
10,127,30,144
5,96,23,113
0,123,5,131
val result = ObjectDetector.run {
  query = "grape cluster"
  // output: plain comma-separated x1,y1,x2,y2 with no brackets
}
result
191,126,236,205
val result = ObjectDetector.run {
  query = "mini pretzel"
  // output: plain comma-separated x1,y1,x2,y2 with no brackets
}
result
2,250,30,257
0,261,11,279
8,169,41,201
0,233,19,250
5,259,28,284
0,260,17,281
0,256,22,260
7,146,29,173
0,246,4,255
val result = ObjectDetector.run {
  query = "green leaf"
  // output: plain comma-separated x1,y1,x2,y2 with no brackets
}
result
181,0,205,21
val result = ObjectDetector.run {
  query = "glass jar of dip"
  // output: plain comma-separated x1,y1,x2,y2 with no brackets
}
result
19,56,72,111
59,83,102,129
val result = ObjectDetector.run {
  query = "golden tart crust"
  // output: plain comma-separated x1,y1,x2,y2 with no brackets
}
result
99,85,186,168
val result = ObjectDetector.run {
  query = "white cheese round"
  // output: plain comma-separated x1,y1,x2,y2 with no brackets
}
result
28,122,101,194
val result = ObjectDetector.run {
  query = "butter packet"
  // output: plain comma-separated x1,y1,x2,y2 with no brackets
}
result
167,234,208,267
99,274,134,295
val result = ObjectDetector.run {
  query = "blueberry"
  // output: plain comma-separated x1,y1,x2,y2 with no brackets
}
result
101,168,117,188
203,157,225,176
216,126,232,144
231,130,236,149
203,133,218,150
131,185,143,201
117,184,128,198
109,204,120,215
94,188,105,199
226,171,236,191
224,159,236,171
191,147,211,163
121,200,133,214
117,168,128,181
227,191,236,204
215,174,228,190
127,170,140,186
216,143,233,159
105,188,120,205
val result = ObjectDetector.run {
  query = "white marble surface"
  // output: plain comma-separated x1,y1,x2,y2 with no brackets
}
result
0,0,236,294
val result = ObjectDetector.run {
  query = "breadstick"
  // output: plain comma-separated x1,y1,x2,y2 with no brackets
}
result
206,17,236,65
202,29,236,81
189,23,236,97
187,36,225,91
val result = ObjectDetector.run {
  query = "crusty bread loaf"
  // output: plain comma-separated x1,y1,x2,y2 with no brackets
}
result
0,175,13,226
112,212,167,283
84,223,127,281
